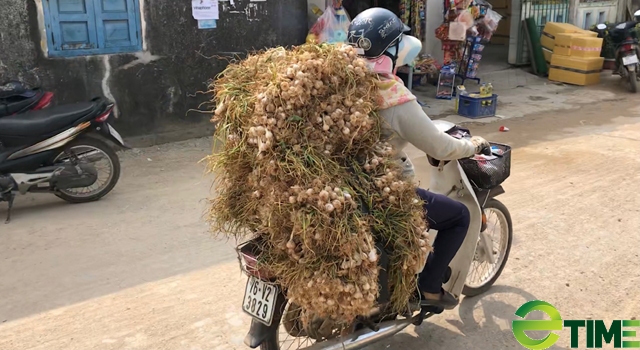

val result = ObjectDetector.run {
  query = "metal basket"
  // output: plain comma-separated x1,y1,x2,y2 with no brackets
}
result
459,143,512,190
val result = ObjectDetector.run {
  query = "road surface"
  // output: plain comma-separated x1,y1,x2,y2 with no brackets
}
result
1,98,639,350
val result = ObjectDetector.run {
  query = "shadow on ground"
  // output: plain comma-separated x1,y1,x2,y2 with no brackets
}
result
370,285,568,350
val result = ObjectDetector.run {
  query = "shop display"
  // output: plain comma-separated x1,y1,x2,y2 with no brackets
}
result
436,0,502,72
457,36,484,84
436,64,456,99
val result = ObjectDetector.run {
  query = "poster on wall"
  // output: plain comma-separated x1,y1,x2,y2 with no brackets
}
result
192,0,219,20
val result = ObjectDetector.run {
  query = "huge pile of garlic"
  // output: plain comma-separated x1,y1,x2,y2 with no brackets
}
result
206,44,429,323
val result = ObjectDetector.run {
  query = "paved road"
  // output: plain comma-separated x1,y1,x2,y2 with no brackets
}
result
1,98,639,350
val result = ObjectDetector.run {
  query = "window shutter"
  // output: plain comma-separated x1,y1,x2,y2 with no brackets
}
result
93,0,141,49
48,0,98,51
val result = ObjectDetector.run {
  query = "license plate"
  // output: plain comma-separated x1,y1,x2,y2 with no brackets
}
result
623,55,639,65
107,123,125,146
242,276,278,326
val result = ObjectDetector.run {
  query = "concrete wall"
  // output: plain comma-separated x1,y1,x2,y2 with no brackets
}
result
0,0,307,145
425,0,445,63
569,0,618,28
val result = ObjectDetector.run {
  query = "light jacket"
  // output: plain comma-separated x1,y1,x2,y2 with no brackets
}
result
369,56,476,179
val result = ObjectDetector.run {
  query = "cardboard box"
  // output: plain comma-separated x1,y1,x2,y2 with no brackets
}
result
496,17,511,36
548,54,604,85
489,0,509,9
575,29,598,38
554,33,603,58
495,8,510,17
541,22,584,51
491,35,510,45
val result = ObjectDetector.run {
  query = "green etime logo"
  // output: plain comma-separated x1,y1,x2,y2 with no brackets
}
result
512,301,640,349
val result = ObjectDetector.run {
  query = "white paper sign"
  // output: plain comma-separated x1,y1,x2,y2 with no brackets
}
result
192,0,219,20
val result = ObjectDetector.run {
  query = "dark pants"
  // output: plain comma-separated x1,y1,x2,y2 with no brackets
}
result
416,188,470,294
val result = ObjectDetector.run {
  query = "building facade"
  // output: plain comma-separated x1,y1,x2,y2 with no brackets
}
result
0,0,307,144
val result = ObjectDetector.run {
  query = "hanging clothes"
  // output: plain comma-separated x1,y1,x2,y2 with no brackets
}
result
399,0,426,41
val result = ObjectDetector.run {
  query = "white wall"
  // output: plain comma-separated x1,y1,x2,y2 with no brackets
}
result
575,1,618,29
425,0,445,62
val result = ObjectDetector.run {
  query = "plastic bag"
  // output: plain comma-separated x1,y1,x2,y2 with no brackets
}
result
306,6,350,44
449,22,467,41
483,8,502,32
456,10,475,30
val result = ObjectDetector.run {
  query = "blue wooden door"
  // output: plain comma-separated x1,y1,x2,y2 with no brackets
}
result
49,0,98,51
94,0,140,49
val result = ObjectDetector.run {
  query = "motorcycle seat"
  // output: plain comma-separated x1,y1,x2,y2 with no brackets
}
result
0,102,96,137
0,90,44,117
0,81,34,99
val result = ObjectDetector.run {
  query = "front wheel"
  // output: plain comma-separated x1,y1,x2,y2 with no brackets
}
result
462,199,513,297
53,136,121,203
629,71,637,93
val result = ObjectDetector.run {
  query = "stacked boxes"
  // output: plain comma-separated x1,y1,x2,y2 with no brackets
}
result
489,0,511,45
553,33,603,58
549,55,605,86
540,22,598,63
542,22,604,86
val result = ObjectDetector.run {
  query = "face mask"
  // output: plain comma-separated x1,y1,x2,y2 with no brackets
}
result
386,35,423,68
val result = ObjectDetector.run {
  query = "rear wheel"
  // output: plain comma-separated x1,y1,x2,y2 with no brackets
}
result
462,199,513,297
53,137,121,203
629,71,637,93
261,302,319,350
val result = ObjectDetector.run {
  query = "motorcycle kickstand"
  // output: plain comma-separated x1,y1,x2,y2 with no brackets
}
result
5,193,15,224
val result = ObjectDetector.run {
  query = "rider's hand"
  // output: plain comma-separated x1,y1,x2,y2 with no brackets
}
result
470,136,491,155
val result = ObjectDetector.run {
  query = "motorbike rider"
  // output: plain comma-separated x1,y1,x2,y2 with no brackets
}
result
347,8,490,309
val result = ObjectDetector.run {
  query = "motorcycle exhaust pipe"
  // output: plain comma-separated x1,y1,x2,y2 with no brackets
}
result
303,319,412,350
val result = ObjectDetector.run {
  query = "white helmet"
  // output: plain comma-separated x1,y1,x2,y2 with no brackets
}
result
386,34,423,68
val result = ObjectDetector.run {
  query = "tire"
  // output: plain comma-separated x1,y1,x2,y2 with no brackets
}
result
260,301,319,350
629,71,637,93
462,199,513,297
54,136,121,203
261,335,279,350
260,301,286,350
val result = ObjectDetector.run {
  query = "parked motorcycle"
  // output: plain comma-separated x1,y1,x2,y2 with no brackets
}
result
596,10,640,93
0,97,127,223
0,81,54,117
236,120,513,350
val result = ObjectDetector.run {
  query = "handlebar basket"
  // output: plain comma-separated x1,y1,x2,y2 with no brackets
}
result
459,143,512,190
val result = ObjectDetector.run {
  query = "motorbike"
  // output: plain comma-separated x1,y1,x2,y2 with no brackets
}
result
0,97,127,223
0,81,54,117
595,13,640,93
235,120,513,350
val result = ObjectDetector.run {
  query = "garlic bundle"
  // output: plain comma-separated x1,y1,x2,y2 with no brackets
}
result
206,44,430,323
